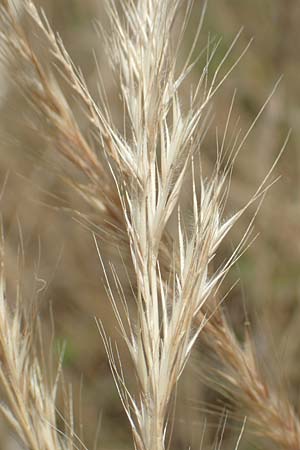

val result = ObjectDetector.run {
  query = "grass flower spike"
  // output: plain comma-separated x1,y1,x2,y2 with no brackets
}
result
0,0,299,449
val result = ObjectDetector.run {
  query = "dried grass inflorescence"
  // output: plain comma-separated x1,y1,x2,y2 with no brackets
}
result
0,0,299,449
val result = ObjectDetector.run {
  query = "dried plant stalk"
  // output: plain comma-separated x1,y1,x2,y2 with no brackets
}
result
201,309,300,449
0,241,79,449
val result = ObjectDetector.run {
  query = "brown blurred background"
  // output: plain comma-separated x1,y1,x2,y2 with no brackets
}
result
1,1,300,449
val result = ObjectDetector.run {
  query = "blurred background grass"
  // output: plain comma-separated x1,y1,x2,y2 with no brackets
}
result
0,1,300,449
